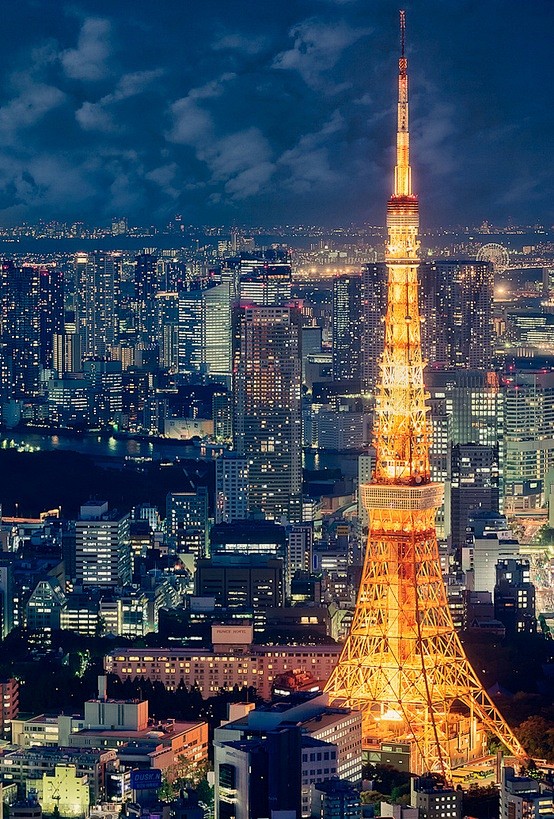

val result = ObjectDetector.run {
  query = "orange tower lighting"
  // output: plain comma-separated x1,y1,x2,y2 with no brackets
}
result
324,10,526,778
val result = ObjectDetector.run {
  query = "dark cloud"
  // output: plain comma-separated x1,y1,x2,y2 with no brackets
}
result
61,17,112,81
0,0,550,227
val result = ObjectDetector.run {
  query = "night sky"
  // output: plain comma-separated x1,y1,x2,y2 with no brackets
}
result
0,0,551,228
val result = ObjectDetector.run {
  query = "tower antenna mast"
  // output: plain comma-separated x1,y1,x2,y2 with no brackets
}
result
400,9,405,58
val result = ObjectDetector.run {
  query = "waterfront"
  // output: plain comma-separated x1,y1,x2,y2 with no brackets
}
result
0,430,360,475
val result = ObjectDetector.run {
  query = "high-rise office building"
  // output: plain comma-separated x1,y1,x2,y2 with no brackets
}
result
215,453,249,524
178,289,204,378
1,262,41,398
311,778,362,819
177,281,232,384
332,274,362,381
360,263,387,393
82,252,119,359
215,724,302,819
287,524,314,579
156,291,179,372
503,369,554,509
204,281,232,386
83,359,123,428
74,501,131,588
53,332,81,375
196,554,284,609
38,266,64,369
500,767,554,818
420,259,494,370
446,443,500,549
233,305,302,523
238,250,292,305
166,489,209,559
134,253,159,344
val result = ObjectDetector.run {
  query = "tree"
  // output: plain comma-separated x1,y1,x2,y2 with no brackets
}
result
160,758,211,799
517,715,554,761
462,785,499,819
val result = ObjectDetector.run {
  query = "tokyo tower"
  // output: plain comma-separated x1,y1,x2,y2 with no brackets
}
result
324,11,526,777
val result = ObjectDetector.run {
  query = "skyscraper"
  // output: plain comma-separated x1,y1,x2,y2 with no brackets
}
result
178,288,204,379
237,250,292,305
503,369,554,511
447,443,500,549
215,453,249,524
1,262,41,397
38,266,64,369
360,262,387,393
233,305,302,523
155,291,179,372
177,281,232,384
134,253,159,345
420,259,494,370
165,489,209,560
203,281,232,386
332,273,362,381
82,252,119,359
324,12,523,776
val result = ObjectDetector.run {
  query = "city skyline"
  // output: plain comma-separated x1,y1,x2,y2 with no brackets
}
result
0,1,551,229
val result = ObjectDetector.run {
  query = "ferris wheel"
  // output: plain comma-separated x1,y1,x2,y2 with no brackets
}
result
476,242,510,274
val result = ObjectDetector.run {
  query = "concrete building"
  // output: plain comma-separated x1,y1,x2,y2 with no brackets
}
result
332,274,362,382
0,747,115,804
10,795,43,819
215,454,249,524
317,410,368,451
209,520,286,559
410,776,462,819
494,558,536,636
311,778,361,819
446,443,500,549
81,252,119,359
75,501,131,588
233,304,302,522
462,512,520,594
420,259,493,371
214,724,302,819
195,555,284,609
0,677,19,740
503,370,554,511
27,764,90,818
500,766,554,819
214,695,362,786
287,524,314,585
104,628,342,700
165,490,208,560
301,736,338,818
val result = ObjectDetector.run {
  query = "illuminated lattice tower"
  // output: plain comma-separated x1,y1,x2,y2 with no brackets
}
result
324,11,525,778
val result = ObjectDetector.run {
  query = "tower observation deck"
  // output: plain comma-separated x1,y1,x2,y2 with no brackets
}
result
324,11,526,778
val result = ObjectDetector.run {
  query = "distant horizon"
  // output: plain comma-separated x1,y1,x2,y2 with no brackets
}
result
0,218,552,235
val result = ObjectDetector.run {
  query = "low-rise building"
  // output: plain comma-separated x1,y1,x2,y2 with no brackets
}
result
500,766,554,819
0,677,19,740
0,746,115,803
411,776,462,819
27,763,90,818
105,627,341,700
311,778,361,819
